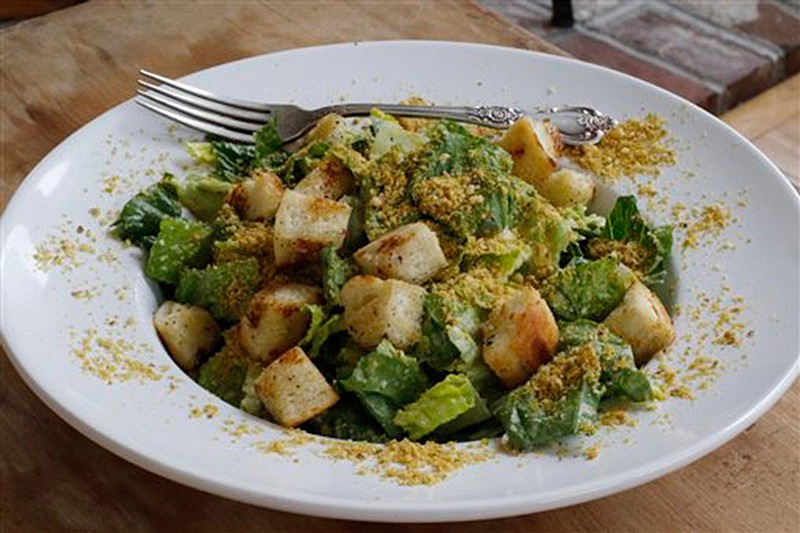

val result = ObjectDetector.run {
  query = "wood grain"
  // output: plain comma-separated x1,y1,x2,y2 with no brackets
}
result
1,3,798,532
724,75,800,190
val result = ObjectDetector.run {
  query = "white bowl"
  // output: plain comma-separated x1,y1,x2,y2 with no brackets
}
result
1,41,798,522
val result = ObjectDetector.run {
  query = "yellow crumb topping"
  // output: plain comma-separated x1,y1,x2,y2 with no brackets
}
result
565,114,676,181
324,439,494,486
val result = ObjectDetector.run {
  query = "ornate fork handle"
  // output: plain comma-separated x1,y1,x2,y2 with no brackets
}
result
319,104,617,144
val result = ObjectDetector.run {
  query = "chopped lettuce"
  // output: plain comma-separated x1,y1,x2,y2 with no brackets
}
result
516,192,575,276
558,320,652,402
543,257,636,321
112,175,181,248
495,378,601,451
339,340,429,437
145,218,213,284
417,294,502,399
300,304,347,358
177,175,231,221
280,141,330,186
462,230,532,277
589,196,673,287
321,245,358,307
304,398,388,443
198,351,248,407
370,110,426,160
239,363,265,416
393,374,481,440
175,258,260,322
199,120,289,182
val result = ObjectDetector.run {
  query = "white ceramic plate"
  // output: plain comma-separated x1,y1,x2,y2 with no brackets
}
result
2,41,798,522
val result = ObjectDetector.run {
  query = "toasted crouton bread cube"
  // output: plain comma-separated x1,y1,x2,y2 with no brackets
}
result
496,117,563,187
303,113,347,145
237,283,323,363
481,286,558,388
604,281,675,365
538,168,596,207
254,347,339,427
396,96,433,132
354,222,448,284
273,190,352,267
154,301,221,371
293,157,355,200
340,275,426,349
226,170,284,221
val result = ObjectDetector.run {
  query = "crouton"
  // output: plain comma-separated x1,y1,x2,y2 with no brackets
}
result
226,170,284,221
340,275,426,349
237,283,323,363
496,117,563,187
481,286,559,388
254,347,339,427
293,157,355,200
538,168,596,207
604,281,675,365
154,301,221,371
273,190,352,267
354,222,448,284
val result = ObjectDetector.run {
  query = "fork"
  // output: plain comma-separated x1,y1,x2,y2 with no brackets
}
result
135,69,617,146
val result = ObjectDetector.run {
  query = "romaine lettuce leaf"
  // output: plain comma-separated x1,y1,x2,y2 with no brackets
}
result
321,245,358,307
300,304,346,358
303,397,388,443
393,374,480,440
370,110,426,160
495,377,601,450
239,363,265,416
175,258,260,322
177,174,231,221
145,218,213,284
589,196,673,287
558,320,652,402
198,351,248,407
542,257,635,321
339,340,429,437
112,175,181,248
203,119,289,182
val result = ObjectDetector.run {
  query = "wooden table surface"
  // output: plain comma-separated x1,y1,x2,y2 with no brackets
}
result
1,2,798,531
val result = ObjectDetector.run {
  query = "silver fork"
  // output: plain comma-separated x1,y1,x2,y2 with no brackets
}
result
135,69,617,145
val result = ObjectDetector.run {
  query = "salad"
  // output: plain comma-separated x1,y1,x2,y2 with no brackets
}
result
114,107,675,450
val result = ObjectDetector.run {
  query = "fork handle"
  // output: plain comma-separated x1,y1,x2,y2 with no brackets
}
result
317,103,616,144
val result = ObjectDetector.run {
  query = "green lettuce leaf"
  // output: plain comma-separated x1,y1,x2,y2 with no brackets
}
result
145,218,213,284
321,245,358,307
590,196,673,287
175,258,260,322
495,378,601,451
239,363,265,416
542,257,635,321
112,175,181,248
339,340,429,437
205,119,289,181
303,397,388,443
558,320,652,402
300,304,347,358
198,351,247,407
177,175,231,221
393,374,480,440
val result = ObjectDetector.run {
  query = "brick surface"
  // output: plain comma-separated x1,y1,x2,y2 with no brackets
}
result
551,29,718,111
735,2,800,75
591,3,778,108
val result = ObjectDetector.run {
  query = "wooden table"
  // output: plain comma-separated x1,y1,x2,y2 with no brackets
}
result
1,3,797,531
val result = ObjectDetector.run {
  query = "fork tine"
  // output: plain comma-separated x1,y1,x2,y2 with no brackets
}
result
135,99,255,143
139,69,275,113
137,89,262,133
138,79,271,123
